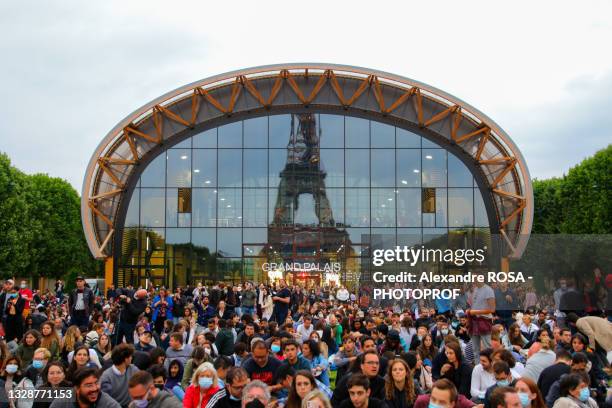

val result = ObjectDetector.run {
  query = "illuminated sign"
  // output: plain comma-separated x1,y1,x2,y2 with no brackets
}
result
262,262,341,273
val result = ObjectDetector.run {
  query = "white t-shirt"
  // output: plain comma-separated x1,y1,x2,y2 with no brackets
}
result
472,284,494,318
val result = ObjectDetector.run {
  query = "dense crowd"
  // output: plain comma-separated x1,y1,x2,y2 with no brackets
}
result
0,274,610,408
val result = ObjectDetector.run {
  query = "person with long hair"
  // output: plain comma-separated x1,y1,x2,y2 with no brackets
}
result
59,325,82,362
416,334,437,363
94,333,112,362
181,346,211,389
301,339,329,386
0,356,25,408
0,339,11,371
439,342,473,398
301,389,332,408
39,321,60,361
384,359,415,408
514,377,546,408
285,370,318,408
32,361,71,408
503,323,528,353
16,329,42,370
553,372,598,408
66,345,98,384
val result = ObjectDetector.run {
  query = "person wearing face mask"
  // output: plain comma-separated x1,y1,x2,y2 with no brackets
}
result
483,361,516,408
183,362,221,408
552,372,597,408
205,366,248,408
1,282,26,343
127,371,182,408
0,356,24,407
24,348,49,388
513,377,546,408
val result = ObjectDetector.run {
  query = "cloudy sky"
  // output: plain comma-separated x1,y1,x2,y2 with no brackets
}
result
1,0,610,191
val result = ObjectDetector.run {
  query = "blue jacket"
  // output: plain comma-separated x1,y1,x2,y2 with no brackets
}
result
152,295,174,321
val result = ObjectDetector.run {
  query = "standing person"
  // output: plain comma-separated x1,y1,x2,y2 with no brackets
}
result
241,283,257,318
68,276,94,329
115,288,148,345
260,288,273,321
272,280,291,325
2,282,26,343
54,280,64,303
152,288,174,334
18,280,33,316
468,278,496,358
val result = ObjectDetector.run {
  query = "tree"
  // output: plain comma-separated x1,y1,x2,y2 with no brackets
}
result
0,153,37,278
28,174,98,278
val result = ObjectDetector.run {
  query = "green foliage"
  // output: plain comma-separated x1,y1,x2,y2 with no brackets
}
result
532,145,611,234
0,152,98,280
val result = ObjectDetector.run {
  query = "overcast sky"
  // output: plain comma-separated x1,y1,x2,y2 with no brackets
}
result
1,0,611,192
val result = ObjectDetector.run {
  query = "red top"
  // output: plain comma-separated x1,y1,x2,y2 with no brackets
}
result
183,385,220,408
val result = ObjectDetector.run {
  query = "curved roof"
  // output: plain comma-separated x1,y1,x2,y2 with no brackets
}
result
82,63,533,260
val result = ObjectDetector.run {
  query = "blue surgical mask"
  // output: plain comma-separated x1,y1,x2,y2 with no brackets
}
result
578,387,590,402
518,392,530,407
271,344,281,353
198,377,213,389
428,403,444,408
496,379,510,387
218,379,224,388
6,364,18,374
32,360,44,370
230,394,241,401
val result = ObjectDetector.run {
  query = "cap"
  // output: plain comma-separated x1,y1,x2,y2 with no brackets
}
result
75,276,85,281
387,329,400,341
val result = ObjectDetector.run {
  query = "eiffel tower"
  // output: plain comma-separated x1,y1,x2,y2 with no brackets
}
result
266,114,351,286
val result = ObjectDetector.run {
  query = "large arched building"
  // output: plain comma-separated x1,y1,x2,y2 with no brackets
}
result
82,64,533,289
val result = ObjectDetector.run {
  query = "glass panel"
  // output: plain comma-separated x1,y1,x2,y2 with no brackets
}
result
243,149,268,187
193,128,217,148
140,188,165,227
193,150,216,187
217,258,242,283
436,188,448,227
396,128,421,148
325,188,344,226
140,154,165,187
192,228,216,254
192,188,217,227
345,117,369,148
166,188,178,227
422,149,447,187
125,189,140,227
371,189,396,227
448,188,474,227
243,228,267,244
371,149,395,187
370,228,396,251
346,228,370,257
320,150,343,188
172,138,191,149
218,150,242,187
243,189,268,227
244,117,268,148
346,189,370,227
397,189,421,227
319,114,344,148
294,193,318,226
448,154,473,187
397,149,421,187
397,228,422,247
269,149,286,188
269,114,292,148
474,188,489,227
167,149,191,187
346,150,369,187
371,121,395,148
269,188,291,226
217,188,242,227
422,137,441,148
218,121,242,148
217,229,242,257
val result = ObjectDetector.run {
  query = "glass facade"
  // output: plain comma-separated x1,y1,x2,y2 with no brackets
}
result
117,113,491,289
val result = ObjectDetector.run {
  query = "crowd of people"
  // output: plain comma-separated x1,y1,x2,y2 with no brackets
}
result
0,274,609,408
